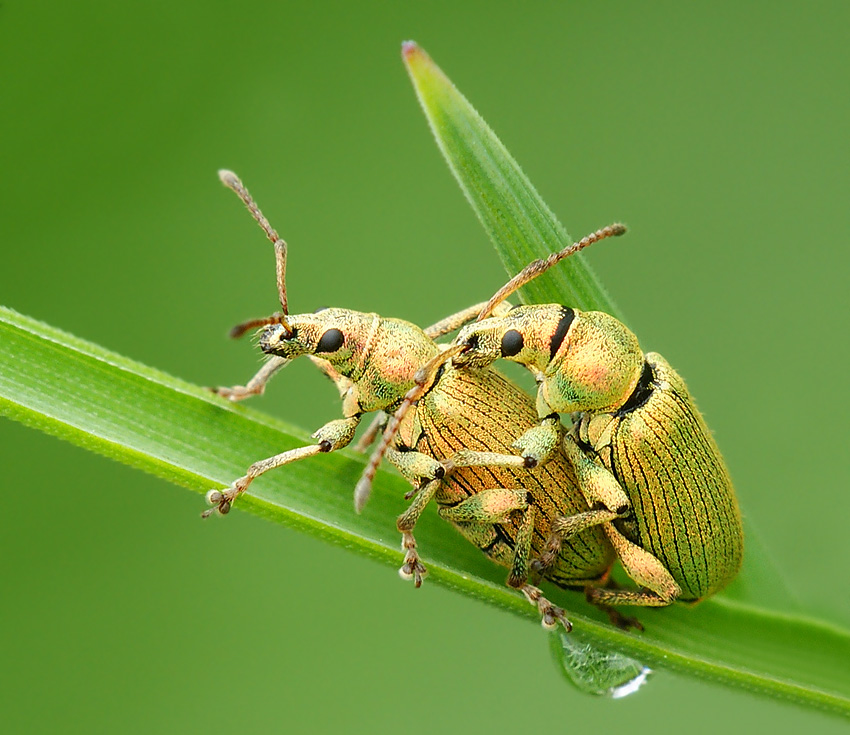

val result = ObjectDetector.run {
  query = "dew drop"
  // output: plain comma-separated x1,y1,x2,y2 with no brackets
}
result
549,629,652,698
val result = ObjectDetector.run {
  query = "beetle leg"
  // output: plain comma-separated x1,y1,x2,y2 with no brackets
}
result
202,414,361,518
587,523,682,608
396,477,441,587
583,580,644,631
508,505,572,631
520,584,572,632
389,449,530,585
562,436,631,514
211,355,288,401
442,449,528,472
438,488,529,524
311,415,362,450
385,447,447,485
448,496,575,631
212,350,352,404
202,443,325,518
511,415,563,467
532,508,621,574
386,446,458,586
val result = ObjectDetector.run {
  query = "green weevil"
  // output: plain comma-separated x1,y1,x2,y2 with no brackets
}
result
451,227,744,609
204,171,616,630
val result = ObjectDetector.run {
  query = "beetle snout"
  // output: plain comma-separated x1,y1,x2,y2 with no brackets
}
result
452,333,492,369
259,324,297,355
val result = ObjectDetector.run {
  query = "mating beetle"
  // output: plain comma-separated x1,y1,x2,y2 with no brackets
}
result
204,172,615,630
453,227,744,609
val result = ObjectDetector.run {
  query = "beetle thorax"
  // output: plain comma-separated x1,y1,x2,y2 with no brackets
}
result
350,316,440,413
545,311,644,414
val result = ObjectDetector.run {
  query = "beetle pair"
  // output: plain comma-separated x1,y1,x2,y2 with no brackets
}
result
205,171,743,630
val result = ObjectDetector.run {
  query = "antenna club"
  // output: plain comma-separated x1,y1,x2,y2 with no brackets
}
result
353,479,371,514
218,169,241,188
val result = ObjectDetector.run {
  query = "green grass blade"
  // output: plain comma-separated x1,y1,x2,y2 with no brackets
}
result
402,41,619,318
1,305,849,717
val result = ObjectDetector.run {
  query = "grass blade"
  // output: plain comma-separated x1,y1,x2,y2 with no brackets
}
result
1,305,849,716
402,41,618,317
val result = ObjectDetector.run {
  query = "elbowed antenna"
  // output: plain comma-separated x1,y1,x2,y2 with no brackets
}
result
476,223,627,321
219,170,293,335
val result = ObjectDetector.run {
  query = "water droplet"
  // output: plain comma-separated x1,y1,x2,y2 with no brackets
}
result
549,629,652,698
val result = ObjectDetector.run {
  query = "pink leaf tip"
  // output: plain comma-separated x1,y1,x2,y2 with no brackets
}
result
401,40,421,60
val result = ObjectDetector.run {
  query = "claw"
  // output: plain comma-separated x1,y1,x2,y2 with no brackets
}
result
201,480,246,518
522,584,573,632
399,532,428,587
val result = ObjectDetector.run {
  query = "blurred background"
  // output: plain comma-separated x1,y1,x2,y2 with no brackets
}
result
2,2,848,732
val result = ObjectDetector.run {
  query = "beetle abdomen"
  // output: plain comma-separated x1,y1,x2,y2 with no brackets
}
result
607,353,743,600
412,366,613,586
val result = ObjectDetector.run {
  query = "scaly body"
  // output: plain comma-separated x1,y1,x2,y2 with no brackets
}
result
453,226,744,611
204,171,615,630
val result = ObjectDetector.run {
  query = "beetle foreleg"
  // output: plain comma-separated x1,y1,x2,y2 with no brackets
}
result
202,443,325,518
212,355,288,401
311,415,361,451
202,415,360,518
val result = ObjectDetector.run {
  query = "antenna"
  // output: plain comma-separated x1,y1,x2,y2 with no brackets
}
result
477,223,627,320
219,170,293,335
353,343,467,513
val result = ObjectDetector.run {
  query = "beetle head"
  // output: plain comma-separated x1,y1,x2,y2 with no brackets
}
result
454,304,569,372
455,305,644,414
260,308,368,373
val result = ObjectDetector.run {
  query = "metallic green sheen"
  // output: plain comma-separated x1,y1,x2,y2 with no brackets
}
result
402,365,614,588
578,353,743,600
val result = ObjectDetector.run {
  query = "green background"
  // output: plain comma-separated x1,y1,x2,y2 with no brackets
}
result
2,2,848,732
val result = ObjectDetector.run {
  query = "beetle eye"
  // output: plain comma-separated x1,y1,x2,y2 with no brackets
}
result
501,329,524,357
316,328,344,353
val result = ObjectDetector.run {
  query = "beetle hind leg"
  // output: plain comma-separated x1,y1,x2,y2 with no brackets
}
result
583,581,645,631
437,487,573,631
585,523,682,615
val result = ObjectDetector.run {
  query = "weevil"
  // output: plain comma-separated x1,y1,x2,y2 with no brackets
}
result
204,171,615,630
452,227,744,610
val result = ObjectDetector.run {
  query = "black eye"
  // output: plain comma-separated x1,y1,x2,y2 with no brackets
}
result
500,329,524,357
316,328,344,353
